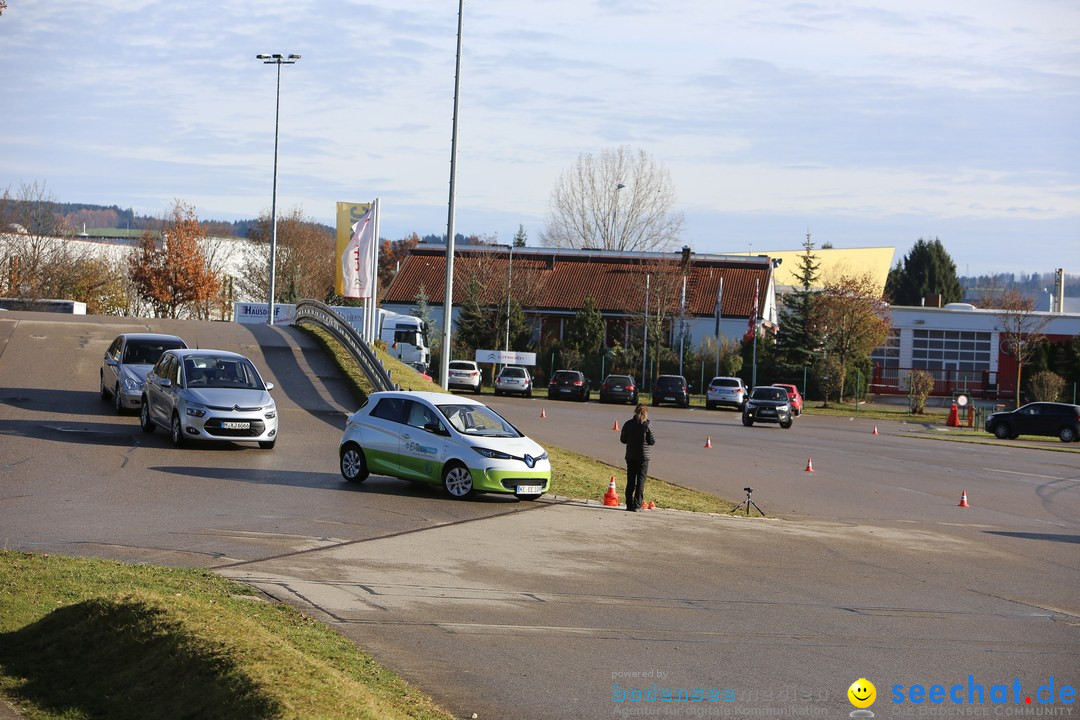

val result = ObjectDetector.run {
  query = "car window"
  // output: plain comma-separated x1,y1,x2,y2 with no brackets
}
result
404,400,440,430
449,362,475,371
124,340,185,365
371,397,406,423
502,368,526,379
438,403,519,437
712,378,739,388
108,337,122,361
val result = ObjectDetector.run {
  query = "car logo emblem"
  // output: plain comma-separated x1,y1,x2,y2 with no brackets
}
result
524,454,534,468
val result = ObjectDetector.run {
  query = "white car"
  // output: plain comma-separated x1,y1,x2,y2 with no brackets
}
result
140,349,278,449
447,360,482,392
706,376,747,410
338,391,550,500
494,366,533,397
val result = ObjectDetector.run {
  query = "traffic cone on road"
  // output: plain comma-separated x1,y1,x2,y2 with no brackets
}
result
704,436,713,449
540,408,546,419
958,490,970,507
602,477,620,507
646,501,656,510
873,426,879,435
613,419,620,431
805,457,814,472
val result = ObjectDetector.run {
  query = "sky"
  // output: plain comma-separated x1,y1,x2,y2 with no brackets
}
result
2,1,1078,277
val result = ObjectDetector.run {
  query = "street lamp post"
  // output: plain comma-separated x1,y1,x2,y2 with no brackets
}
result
255,52,300,326
504,244,513,352
611,183,625,248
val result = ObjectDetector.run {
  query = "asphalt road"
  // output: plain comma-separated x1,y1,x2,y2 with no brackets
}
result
1,312,1077,720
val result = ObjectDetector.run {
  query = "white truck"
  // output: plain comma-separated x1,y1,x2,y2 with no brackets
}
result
375,308,431,371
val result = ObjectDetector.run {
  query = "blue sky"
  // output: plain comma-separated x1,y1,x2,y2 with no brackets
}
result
2,1,1077,276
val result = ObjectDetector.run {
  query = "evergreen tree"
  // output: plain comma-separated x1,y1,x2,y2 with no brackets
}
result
455,278,498,353
776,234,822,367
885,237,963,306
565,296,606,380
513,224,527,248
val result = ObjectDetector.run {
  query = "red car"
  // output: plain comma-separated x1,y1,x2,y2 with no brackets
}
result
772,383,803,416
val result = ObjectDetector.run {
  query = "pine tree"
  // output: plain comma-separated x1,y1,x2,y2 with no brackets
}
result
513,224,527,248
885,238,964,306
776,233,822,367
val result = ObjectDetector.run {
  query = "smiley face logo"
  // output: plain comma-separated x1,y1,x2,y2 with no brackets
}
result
848,679,876,709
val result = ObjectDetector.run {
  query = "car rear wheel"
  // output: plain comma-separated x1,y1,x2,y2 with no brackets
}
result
994,423,1011,440
1060,427,1077,443
139,399,155,434
170,413,185,447
340,443,369,483
443,462,474,499
706,401,715,410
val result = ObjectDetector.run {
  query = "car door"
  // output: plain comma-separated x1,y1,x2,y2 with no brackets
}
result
144,354,172,426
363,397,408,478
397,400,448,483
103,336,123,392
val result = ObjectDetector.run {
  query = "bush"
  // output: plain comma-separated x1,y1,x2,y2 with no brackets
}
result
906,369,935,414
1028,370,1065,402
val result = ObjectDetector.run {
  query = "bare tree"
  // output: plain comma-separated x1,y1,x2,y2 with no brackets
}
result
992,290,1052,406
811,272,892,402
128,201,221,319
542,145,684,252
239,207,335,304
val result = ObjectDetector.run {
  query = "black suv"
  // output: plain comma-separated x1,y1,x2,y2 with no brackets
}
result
652,375,690,408
548,370,590,402
742,386,794,429
985,402,1080,443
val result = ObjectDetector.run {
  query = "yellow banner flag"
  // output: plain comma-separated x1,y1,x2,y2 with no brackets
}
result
335,202,372,297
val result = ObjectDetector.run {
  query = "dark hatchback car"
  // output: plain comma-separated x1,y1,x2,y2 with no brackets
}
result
599,374,638,404
985,402,1080,443
548,370,590,402
652,374,690,408
742,386,794,429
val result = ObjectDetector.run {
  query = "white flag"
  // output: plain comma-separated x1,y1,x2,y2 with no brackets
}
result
342,205,375,299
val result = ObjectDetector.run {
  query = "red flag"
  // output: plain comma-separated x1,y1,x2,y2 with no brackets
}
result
744,279,759,343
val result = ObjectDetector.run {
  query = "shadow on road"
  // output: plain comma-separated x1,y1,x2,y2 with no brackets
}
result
983,531,1080,544
1,389,110,416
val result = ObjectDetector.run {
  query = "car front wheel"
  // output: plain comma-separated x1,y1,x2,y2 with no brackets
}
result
170,413,185,447
340,443,369,483
1060,427,1077,443
443,462,474,499
100,373,110,402
114,385,124,414
140,399,155,434
742,416,754,427
780,419,793,429
993,423,1011,440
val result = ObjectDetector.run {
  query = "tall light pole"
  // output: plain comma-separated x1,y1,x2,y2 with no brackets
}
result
255,52,300,325
504,243,513,352
611,183,625,248
440,0,465,390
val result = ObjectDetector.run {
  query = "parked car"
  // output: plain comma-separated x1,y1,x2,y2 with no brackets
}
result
652,374,690,408
338,391,550,500
140,349,278,449
706,376,747,411
548,370,590,402
984,402,1080,443
100,333,187,414
447,360,482,393
742,386,794,429
599,374,638,405
494,366,533,397
772,383,803,416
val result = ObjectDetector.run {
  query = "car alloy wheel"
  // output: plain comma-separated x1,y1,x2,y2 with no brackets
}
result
1060,427,1077,443
100,374,109,401
170,413,185,447
443,462,474,498
340,444,369,483
140,400,155,434
994,423,1010,440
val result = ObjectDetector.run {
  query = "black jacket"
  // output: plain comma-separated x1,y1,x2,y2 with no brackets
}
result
620,417,655,461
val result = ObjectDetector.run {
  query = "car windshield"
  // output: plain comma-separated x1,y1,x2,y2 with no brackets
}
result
185,356,264,390
438,403,520,438
123,340,184,365
752,388,787,401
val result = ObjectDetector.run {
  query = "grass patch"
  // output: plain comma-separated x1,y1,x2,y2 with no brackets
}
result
303,328,752,514
0,551,454,720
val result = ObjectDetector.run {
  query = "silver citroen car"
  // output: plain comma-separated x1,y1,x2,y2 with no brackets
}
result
140,349,278,449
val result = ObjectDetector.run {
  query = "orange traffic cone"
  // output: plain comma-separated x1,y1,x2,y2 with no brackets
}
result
602,477,620,507
958,490,969,507
540,408,546,419
804,457,814,472
646,500,656,510
613,419,620,431
873,426,879,435
704,436,713,449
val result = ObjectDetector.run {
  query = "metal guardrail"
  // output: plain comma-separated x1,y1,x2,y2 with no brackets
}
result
294,300,397,393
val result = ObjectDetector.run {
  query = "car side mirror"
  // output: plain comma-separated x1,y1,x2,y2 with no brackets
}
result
265,382,274,391
159,378,172,389
106,357,118,366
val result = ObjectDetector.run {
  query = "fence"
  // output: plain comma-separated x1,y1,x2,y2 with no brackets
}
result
294,300,397,393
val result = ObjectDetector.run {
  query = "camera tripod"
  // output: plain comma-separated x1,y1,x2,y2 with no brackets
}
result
732,486,765,517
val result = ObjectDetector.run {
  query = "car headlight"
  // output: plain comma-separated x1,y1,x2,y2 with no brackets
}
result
186,406,207,418
779,404,790,411
264,408,277,419
471,446,513,460
122,377,143,392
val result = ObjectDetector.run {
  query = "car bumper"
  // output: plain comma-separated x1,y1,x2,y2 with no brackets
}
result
181,415,278,443
472,465,551,495
743,409,790,423
119,389,144,408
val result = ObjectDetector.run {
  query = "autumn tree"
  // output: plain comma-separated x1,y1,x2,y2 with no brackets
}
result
542,145,684,252
885,237,964,306
239,207,335,304
810,272,891,402
992,290,1052,406
378,233,420,300
128,201,221,319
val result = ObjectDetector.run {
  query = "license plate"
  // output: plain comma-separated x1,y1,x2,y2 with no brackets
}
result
223,421,250,430
663,396,675,401
516,485,542,494
560,388,572,393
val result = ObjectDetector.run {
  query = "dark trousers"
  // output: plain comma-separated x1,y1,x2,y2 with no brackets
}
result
625,458,648,510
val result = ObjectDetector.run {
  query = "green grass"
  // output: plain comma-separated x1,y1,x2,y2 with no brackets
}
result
0,551,454,720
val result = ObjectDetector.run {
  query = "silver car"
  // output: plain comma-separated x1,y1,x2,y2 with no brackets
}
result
494,366,533,397
100,333,187,414
140,349,278,449
706,376,747,411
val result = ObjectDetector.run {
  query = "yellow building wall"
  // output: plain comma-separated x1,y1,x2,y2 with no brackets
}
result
756,247,895,293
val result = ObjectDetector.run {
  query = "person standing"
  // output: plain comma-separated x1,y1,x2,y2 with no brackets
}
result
619,403,655,512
